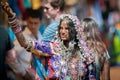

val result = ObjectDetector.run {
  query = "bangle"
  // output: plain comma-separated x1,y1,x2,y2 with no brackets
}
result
9,18,17,24
9,21,18,27
25,40,33,52
10,23,18,27
11,25,22,34
8,13,16,20
8,16,18,28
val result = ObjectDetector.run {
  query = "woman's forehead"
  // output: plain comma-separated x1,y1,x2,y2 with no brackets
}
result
60,21,68,27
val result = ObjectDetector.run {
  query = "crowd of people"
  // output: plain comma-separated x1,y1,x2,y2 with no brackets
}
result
0,0,113,80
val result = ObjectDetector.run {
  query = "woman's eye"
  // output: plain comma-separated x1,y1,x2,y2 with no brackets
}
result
66,27,69,30
60,26,63,29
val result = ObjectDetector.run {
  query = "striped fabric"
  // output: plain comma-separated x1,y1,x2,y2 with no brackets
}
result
42,19,60,42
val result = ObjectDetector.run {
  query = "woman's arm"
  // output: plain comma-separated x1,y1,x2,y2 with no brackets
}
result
100,59,110,80
0,2,29,49
0,2,53,56
31,48,51,57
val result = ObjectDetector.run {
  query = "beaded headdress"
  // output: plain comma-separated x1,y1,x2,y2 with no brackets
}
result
60,14,94,62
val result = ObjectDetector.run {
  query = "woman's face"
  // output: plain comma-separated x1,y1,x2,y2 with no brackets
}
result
59,21,70,41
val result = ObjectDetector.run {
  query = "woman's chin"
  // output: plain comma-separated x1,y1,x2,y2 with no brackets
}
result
61,38,67,41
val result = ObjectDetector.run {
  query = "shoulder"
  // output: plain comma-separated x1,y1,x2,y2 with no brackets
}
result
47,19,60,28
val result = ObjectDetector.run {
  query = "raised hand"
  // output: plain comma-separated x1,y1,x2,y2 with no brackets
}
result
0,2,15,17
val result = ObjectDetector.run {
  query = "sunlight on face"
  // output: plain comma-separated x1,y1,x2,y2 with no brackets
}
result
59,21,70,41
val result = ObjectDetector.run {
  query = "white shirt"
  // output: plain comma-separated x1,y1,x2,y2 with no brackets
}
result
14,27,42,68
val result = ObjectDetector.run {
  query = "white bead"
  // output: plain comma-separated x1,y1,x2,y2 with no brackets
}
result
72,64,75,68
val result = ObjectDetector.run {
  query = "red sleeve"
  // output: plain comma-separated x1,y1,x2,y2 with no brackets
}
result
17,0,26,14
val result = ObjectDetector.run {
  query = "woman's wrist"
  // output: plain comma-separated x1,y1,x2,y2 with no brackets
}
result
8,13,16,21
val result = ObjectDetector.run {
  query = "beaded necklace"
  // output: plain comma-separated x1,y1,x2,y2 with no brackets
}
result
58,41,82,80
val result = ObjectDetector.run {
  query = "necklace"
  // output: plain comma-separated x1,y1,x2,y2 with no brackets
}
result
59,41,82,80
59,42,72,80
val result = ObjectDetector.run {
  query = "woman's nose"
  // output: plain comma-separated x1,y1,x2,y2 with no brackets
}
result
62,29,67,33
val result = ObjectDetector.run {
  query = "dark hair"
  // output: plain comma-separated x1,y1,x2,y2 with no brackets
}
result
58,16,79,56
50,0,65,11
27,7,44,20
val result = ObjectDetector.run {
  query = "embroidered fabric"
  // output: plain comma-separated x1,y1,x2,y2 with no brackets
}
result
33,14,96,80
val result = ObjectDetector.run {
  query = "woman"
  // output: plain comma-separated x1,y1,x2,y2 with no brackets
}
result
81,18,110,80
1,2,96,80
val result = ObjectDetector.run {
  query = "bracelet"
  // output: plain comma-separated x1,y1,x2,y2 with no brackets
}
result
10,23,18,28
11,25,22,34
9,18,17,24
9,21,18,27
8,13,16,20
25,40,33,52
8,15,18,28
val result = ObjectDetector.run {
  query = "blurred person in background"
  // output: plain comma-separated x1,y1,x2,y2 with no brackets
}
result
81,18,110,80
7,0,45,41
78,0,104,31
0,26,16,80
13,7,44,80
0,26,32,80
17,0,72,42
42,0,65,42
107,0,120,66
64,0,78,16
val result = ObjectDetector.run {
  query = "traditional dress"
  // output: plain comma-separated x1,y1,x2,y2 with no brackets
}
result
33,40,96,80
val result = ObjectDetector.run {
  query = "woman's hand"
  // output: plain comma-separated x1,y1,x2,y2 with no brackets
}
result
31,48,52,57
0,2,15,17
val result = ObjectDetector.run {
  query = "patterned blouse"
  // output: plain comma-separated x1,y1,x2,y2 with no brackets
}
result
33,40,96,80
